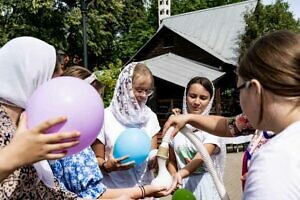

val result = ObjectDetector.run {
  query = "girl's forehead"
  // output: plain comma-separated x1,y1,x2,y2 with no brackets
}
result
133,74,152,83
188,84,210,96
188,83,205,91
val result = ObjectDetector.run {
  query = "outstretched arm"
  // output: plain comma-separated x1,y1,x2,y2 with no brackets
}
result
162,114,232,138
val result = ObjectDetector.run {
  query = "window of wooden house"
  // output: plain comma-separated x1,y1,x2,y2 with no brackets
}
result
159,0,163,5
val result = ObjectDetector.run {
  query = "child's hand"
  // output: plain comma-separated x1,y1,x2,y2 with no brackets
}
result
168,172,182,193
105,149,135,172
144,185,171,198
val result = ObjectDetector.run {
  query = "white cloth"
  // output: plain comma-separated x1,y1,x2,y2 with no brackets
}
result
0,36,56,188
243,121,300,200
33,160,55,188
171,78,226,199
110,62,151,128
97,106,160,188
0,36,56,108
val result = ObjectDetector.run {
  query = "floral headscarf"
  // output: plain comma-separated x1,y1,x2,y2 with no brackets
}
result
110,62,151,128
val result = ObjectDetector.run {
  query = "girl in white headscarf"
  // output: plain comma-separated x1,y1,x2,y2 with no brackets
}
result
92,62,160,194
168,76,226,200
0,36,82,199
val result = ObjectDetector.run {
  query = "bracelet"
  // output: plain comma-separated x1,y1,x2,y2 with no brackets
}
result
139,185,145,198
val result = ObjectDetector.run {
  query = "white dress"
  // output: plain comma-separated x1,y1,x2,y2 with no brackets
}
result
97,106,160,188
243,120,300,200
171,129,226,200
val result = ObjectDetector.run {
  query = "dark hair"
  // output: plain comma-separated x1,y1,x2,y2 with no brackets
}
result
186,76,214,99
238,30,300,98
53,50,66,74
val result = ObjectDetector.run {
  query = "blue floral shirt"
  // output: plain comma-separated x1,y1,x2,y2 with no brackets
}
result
49,146,106,198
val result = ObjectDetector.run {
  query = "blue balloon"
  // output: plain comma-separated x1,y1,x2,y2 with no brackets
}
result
113,128,151,165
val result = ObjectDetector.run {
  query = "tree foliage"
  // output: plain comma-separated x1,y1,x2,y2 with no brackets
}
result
114,0,156,62
239,0,300,57
0,0,123,68
0,1,69,49
95,59,122,107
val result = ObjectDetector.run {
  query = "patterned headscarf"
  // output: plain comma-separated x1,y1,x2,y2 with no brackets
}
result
110,62,151,128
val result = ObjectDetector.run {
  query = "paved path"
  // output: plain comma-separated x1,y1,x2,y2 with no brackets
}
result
161,152,244,200
223,152,243,200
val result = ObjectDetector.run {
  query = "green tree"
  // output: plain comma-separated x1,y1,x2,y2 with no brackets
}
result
0,0,124,69
95,59,122,107
172,0,207,15
239,0,300,57
0,1,69,49
114,0,155,62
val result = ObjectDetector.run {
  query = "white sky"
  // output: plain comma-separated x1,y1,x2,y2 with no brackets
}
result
262,0,300,20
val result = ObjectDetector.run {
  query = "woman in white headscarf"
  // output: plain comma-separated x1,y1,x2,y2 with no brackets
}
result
168,76,226,200
0,36,82,199
92,62,160,193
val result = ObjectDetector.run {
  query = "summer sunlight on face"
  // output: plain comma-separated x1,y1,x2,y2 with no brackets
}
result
132,74,153,104
186,83,211,114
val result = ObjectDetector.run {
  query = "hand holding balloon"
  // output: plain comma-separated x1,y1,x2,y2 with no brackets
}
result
104,149,135,172
8,113,80,168
26,77,104,156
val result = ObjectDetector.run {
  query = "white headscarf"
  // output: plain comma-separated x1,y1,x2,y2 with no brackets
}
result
0,36,57,188
0,36,56,108
110,62,151,128
182,77,215,116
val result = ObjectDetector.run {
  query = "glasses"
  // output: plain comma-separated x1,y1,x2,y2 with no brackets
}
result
134,88,154,96
234,81,251,95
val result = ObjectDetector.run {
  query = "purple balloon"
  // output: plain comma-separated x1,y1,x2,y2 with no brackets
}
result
26,76,104,156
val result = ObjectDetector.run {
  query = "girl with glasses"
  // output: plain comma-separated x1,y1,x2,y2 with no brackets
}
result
92,63,164,199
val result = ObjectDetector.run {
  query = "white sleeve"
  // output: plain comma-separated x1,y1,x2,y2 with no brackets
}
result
202,132,223,149
97,127,106,145
145,111,161,138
